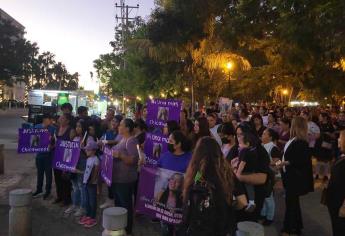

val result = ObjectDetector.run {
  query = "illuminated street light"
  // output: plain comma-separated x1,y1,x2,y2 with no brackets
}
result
184,87,189,92
226,61,234,70
173,91,178,95
113,99,119,106
282,89,288,95
149,95,153,100
136,96,142,101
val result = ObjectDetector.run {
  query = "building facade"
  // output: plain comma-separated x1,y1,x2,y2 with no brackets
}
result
0,8,26,102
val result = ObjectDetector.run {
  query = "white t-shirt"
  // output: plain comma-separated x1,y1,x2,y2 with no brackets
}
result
210,124,222,146
307,121,320,148
83,155,100,184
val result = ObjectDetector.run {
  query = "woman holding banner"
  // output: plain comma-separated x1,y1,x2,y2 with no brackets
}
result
182,137,235,236
64,120,91,216
53,113,75,206
157,130,192,236
111,118,139,235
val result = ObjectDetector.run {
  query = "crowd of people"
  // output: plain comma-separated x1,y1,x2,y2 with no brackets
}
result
31,101,345,236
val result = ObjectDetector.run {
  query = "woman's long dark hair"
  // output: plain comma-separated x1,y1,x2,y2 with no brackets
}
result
183,137,233,205
196,117,211,138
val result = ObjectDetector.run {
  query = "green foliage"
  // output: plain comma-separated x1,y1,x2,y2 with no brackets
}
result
94,0,345,103
0,20,79,91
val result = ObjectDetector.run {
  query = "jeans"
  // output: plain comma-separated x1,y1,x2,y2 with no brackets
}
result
112,182,135,234
35,155,52,194
260,193,275,220
84,184,97,219
71,175,85,208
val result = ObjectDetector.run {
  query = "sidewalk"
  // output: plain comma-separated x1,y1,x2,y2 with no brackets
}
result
0,148,332,236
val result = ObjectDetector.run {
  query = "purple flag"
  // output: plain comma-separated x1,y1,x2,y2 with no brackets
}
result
136,166,184,225
17,128,50,153
146,99,182,128
101,146,113,186
144,133,168,165
52,139,80,172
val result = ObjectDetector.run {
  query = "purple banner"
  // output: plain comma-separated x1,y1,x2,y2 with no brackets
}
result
136,167,184,224
144,133,168,165
17,128,50,153
101,146,113,186
52,139,80,172
146,99,182,128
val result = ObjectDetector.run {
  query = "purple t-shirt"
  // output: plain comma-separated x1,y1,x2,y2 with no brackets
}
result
157,151,192,173
112,136,139,183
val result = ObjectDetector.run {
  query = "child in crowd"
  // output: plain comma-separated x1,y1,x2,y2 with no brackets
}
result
235,132,258,212
78,141,100,228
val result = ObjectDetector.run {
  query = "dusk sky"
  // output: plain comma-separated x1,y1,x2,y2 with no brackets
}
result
1,0,155,91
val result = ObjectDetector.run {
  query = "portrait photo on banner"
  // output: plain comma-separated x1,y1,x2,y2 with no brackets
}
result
154,169,184,210
157,106,169,121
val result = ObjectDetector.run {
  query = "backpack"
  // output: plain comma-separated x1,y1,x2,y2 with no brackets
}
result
182,181,235,236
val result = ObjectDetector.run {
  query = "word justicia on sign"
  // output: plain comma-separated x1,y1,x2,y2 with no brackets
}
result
59,141,79,149
55,162,76,172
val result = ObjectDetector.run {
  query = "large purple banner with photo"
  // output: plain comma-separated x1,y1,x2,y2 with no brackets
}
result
146,99,182,128
136,166,184,224
144,133,168,165
52,140,80,172
17,128,50,153
101,146,113,186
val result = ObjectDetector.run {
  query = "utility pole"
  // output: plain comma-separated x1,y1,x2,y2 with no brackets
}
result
115,0,139,113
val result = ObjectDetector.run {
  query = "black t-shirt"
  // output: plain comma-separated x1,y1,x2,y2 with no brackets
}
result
270,146,282,160
238,147,258,173
226,145,239,161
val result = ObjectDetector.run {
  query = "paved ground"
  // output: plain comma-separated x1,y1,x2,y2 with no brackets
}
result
0,109,333,236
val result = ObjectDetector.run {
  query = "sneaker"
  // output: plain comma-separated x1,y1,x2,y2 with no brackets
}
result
99,198,114,209
245,203,256,213
32,191,43,198
64,205,77,214
84,219,97,228
78,216,91,225
74,208,85,217
43,192,50,200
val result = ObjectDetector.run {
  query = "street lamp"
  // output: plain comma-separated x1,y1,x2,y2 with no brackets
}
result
184,87,189,92
225,61,234,96
282,89,288,95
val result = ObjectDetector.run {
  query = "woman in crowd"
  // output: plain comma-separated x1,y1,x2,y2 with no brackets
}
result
314,112,335,180
267,112,279,131
157,130,192,235
278,117,314,236
192,117,211,148
65,120,90,216
53,113,75,206
182,137,235,236
326,130,345,236
278,118,291,150
260,128,282,225
99,115,123,209
251,114,266,139
301,110,320,152
111,118,139,235
232,122,270,221
217,122,238,161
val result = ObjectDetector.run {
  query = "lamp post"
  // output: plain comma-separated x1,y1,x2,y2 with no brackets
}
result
225,62,234,97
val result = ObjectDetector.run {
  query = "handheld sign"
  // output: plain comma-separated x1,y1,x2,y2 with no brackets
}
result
17,128,50,153
52,140,80,172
